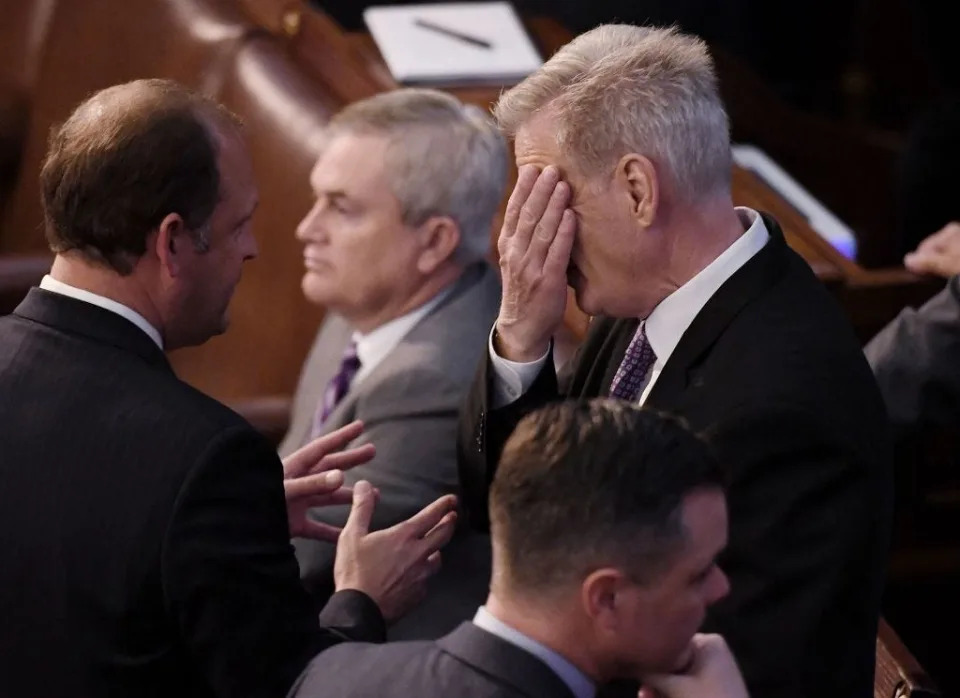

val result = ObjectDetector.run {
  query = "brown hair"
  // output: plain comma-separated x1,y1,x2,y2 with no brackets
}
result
490,399,725,593
40,78,241,274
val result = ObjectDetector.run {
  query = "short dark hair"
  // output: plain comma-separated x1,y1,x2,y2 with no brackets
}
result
39,78,241,274
490,399,726,592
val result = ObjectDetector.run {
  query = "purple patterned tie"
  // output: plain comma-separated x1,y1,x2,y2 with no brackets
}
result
609,324,657,402
311,341,361,437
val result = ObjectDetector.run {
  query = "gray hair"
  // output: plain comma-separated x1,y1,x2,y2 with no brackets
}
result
326,89,508,264
494,25,731,201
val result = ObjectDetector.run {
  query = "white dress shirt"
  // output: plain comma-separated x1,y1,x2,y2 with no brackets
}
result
351,285,452,386
39,275,164,350
472,606,596,698
490,207,770,407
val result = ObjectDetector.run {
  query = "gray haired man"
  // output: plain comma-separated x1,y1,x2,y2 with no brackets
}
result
281,88,507,639
458,23,892,698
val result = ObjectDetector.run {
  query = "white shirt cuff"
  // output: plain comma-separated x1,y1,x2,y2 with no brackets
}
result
488,327,550,408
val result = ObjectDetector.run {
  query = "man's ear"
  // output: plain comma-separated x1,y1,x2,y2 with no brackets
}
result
617,154,659,227
154,213,188,278
415,215,461,274
581,567,631,634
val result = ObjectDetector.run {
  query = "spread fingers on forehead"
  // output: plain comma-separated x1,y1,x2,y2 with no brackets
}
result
501,165,540,237
525,180,571,266
504,166,562,249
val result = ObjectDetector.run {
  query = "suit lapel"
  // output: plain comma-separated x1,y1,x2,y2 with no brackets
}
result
321,264,492,434
645,213,790,410
13,288,170,370
438,623,578,698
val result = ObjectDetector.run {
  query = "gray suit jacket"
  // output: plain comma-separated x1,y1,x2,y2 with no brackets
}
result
281,263,501,640
865,276,960,433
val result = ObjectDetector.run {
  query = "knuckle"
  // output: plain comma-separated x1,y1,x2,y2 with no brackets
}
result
518,209,538,229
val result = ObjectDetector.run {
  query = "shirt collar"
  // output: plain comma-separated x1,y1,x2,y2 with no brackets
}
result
39,275,164,350
473,606,596,698
352,284,453,384
644,206,768,367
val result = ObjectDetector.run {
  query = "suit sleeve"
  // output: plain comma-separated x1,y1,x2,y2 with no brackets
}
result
296,366,471,595
701,404,891,698
161,426,385,698
456,351,561,531
864,277,960,434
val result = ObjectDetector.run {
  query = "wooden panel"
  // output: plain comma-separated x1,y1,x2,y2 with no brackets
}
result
875,618,940,698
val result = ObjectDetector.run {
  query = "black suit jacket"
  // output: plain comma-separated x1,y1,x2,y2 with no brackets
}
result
0,289,385,698
290,621,577,698
458,216,893,698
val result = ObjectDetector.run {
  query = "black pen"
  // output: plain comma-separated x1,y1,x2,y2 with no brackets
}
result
413,18,493,50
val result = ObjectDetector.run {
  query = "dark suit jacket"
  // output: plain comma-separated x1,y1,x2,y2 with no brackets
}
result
289,621,577,698
458,216,893,698
865,276,960,434
284,263,501,640
0,289,385,698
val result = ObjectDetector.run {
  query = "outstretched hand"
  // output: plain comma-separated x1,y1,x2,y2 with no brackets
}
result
282,420,376,542
334,481,458,623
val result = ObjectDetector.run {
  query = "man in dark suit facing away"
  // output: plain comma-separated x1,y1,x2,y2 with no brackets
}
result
0,79,457,698
457,24,892,698
291,400,746,698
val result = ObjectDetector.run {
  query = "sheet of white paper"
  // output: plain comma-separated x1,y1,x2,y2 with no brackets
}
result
364,2,543,85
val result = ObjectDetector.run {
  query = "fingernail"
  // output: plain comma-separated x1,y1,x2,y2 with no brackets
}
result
542,165,558,181
325,469,342,483
354,480,371,496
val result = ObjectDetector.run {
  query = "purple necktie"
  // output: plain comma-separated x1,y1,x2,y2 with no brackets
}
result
312,341,361,437
609,324,657,402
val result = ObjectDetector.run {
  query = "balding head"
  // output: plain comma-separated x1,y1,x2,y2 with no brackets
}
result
40,79,241,274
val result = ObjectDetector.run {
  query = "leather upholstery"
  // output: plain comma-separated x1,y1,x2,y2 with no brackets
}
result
0,0,258,252
0,0,358,401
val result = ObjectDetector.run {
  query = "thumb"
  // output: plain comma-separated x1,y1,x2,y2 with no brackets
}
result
342,480,375,538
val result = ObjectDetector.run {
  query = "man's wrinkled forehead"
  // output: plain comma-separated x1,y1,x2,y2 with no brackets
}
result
309,129,391,190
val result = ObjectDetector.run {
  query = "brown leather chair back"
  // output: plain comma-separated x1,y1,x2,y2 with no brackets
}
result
239,0,393,102
0,0,259,252
0,0,58,214
0,0,58,94
168,34,342,401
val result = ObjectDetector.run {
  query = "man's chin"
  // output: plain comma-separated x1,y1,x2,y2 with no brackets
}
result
667,643,696,674
301,273,334,305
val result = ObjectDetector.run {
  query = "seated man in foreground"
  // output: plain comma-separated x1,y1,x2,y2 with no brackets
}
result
458,23,892,698
291,400,747,698
280,89,505,639
0,79,456,698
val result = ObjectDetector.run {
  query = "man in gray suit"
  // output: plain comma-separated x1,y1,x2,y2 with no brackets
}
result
866,221,960,433
279,88,506,639
290,401,740,698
